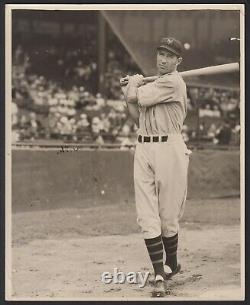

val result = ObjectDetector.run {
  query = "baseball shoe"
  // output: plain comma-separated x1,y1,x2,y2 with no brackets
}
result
164,263,181,279
151,274,167,298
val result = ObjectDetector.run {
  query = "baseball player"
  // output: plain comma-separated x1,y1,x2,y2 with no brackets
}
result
122,37,191,297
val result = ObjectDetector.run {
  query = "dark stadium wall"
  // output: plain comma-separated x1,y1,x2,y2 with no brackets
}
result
12,150,240,213
12,10,240,77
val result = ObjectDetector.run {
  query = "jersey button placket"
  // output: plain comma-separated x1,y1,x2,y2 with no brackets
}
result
143,108,148,135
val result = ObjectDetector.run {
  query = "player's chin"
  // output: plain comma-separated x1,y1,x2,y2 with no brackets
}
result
158,66,169,75
158,69,169,75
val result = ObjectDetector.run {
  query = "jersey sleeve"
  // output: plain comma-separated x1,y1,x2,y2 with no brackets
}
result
137,75,182,107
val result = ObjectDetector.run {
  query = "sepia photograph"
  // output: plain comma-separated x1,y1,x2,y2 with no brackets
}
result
5,3,244,301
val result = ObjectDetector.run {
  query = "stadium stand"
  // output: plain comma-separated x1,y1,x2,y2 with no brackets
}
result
11,11,240,146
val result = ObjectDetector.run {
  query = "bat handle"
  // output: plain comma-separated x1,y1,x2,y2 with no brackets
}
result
120,75,155,87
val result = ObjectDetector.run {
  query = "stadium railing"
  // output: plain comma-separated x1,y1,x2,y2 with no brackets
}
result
11,141,239,151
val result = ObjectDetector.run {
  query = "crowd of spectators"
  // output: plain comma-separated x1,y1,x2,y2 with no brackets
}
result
12,44,138,145
183,87,240,145
12,40,240,147
181,119,240,146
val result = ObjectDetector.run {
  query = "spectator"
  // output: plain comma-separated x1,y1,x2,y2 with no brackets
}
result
29,112,40,139
12,129,20,143
199,122,207,137
119,124,134,149
17,114,31,140
216,120,232,145
91,116,104,144
207,123,217,141
96,93,106,109
200,104,213,118
12,102,18,127
99,113,111,134
232,123,240,145
212,105,221,118
76,113,91,140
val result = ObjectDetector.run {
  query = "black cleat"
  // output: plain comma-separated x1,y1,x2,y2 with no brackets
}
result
151,275,167,298
164,263,181,279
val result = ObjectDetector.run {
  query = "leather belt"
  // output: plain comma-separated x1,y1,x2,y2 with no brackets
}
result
138,135,168,143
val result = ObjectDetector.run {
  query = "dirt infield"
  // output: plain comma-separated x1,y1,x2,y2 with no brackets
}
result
10,198,243,300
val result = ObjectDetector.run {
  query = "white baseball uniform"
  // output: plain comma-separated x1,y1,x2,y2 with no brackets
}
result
133,71,191,239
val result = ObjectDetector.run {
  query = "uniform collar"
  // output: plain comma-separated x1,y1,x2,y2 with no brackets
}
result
158,70,178,78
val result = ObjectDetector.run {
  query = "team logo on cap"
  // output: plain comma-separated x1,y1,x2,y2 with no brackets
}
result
165,38,174,45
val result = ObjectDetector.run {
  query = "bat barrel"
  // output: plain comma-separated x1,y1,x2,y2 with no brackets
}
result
120,62,239,86
180,62,239,78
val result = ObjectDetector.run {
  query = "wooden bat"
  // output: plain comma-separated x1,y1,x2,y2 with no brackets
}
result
120,62,239,87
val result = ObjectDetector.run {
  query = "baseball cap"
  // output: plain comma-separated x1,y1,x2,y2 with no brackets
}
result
157,37,183,57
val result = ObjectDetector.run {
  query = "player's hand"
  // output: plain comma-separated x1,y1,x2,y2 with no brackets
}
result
120,75,130,87
129,74,144,88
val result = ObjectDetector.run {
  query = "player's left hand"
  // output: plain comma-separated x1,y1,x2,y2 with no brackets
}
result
120,75,130,87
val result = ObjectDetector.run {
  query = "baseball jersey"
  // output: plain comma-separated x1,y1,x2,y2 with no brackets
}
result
137,71,187,135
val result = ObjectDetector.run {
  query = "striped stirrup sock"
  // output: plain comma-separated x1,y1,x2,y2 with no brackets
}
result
144,235,165,279
162,233,178,272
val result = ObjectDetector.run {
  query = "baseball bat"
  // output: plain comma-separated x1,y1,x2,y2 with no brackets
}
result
120,62,239,87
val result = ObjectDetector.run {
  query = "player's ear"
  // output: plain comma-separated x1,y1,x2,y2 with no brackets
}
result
177,57,182,66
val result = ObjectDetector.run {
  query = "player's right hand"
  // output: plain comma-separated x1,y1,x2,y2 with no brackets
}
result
129,74,144,87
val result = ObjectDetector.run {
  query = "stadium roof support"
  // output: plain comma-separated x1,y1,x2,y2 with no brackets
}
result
98,13,107,95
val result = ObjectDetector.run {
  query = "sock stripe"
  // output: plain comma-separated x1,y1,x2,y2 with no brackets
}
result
167,251,177,256
149,252,163,261
150,249,164,255
146,241,162,248
147,243,163,253
145,235,161,245
152,258,163,264
166,244,178,250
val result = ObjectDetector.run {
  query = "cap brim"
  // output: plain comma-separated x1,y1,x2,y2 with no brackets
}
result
157,45,180,57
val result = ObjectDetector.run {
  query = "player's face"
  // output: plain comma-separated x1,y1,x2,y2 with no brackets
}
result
157,49,182,75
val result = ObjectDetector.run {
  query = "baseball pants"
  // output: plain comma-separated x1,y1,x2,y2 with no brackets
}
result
134,134,191,239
